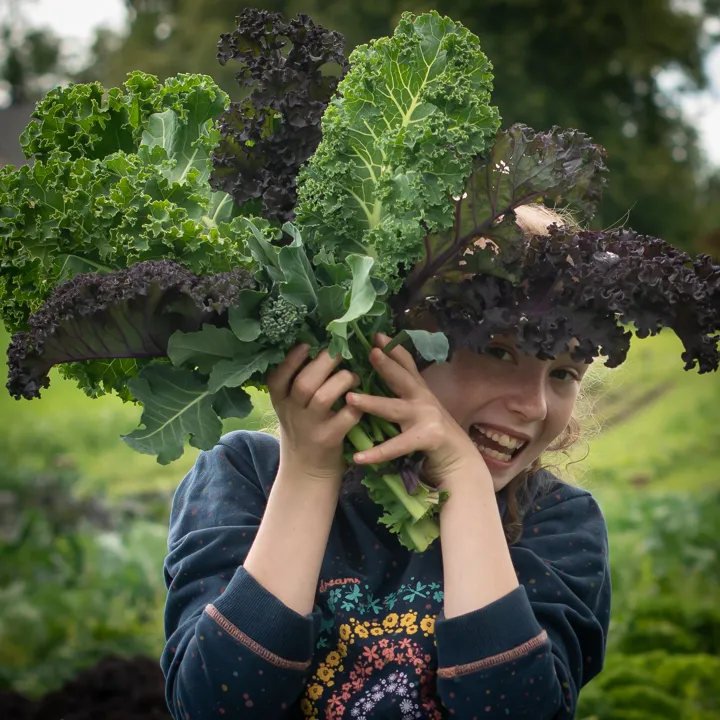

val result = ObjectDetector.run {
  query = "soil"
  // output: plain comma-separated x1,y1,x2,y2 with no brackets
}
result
0,655,172,720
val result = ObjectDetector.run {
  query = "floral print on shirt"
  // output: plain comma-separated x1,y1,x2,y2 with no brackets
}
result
301,579,445,720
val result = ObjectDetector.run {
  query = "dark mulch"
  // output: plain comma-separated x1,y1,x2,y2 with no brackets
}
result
0,655,172,720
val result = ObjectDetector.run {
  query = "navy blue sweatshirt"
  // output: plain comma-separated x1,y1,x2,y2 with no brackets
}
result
161,430,611,720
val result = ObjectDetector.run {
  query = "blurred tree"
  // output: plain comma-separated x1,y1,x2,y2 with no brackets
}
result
0,0,63,106
101,0,720,252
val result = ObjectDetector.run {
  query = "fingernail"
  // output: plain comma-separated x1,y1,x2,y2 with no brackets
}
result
355,452,366,462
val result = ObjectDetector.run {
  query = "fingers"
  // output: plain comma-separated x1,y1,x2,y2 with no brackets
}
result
308,369,360,413
368,345,422,398
345,391,407,423
374,333,422,376
326,404,364,439
290,348,345,407
353,432,417,465
267,343,310,400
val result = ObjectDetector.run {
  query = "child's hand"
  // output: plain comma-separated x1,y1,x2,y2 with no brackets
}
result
345,334,486,487
267,344,363,482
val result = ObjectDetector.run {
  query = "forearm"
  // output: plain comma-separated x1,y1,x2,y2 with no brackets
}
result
439,462,519,618
243,466,341,616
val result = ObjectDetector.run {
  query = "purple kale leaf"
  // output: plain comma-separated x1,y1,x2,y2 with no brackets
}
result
7,261,257,401
210,8,349,223
399,124,608,309
417,227,720,373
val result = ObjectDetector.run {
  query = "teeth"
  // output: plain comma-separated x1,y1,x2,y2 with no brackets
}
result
472,440,512,463
473,425,526,451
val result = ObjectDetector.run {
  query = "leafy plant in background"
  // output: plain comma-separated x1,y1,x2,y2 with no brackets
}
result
1,8,718,551
577,490,720,720
0,450,168,698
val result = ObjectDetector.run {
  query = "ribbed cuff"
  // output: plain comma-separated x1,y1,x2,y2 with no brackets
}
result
435,585,544,669
211,565,320,664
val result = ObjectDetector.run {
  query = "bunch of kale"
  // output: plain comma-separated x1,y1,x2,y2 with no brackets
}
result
1,8,718,550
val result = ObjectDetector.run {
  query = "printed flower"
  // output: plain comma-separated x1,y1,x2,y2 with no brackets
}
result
370,626,383,636
352,677,364,692
383,613,399,629
399,638,411,649
374,658,384,670
362,645,380,662
378,638,389,648
420,616,435,634
400,612,417,627
299,698,313,716
354,625,369,639
326,652,341,667
337,642,348,658
339,624,351,641
307,684,323,700
317,665,335,683
406,624,419,635
382,647,395,660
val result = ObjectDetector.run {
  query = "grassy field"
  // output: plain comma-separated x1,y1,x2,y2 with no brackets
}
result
572,332,720,518
0,326,717,504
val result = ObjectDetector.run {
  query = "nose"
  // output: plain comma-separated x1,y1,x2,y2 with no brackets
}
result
504,371,548,422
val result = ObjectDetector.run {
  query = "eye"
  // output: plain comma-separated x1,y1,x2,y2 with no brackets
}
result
485,346,514,362
551,368,580,383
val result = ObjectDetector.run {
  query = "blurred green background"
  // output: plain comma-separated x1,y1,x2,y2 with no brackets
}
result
1,1,720,719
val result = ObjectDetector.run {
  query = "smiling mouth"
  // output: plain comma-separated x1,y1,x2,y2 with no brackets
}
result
469,424,528,464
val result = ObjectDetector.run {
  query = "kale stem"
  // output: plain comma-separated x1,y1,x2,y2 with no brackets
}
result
381,473,429,521
350,320,373,353
368,415,385,443
345,427,428,521
346,424,375,453
382,330,409,355
403,515,440,553
375,416,400,438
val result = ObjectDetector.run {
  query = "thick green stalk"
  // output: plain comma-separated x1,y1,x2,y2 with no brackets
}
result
345,426,429,521
381,473,429,521
402,515,440,553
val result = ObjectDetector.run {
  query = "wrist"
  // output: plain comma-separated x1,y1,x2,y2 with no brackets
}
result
436,454,493,495
276,461,345,489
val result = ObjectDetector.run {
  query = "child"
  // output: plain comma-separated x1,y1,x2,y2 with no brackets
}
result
161,207,611,720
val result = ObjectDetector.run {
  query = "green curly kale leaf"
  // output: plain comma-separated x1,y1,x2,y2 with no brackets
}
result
295,10,501,291
0,72,252,398
0,72,247,334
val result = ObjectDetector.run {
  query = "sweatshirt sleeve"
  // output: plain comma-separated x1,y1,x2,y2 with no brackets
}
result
433,485,611,719
160,431,322,720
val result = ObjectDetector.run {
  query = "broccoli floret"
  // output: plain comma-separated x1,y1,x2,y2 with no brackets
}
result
259,296,307,348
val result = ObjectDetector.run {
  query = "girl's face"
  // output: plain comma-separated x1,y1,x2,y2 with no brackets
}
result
420,336,589,491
